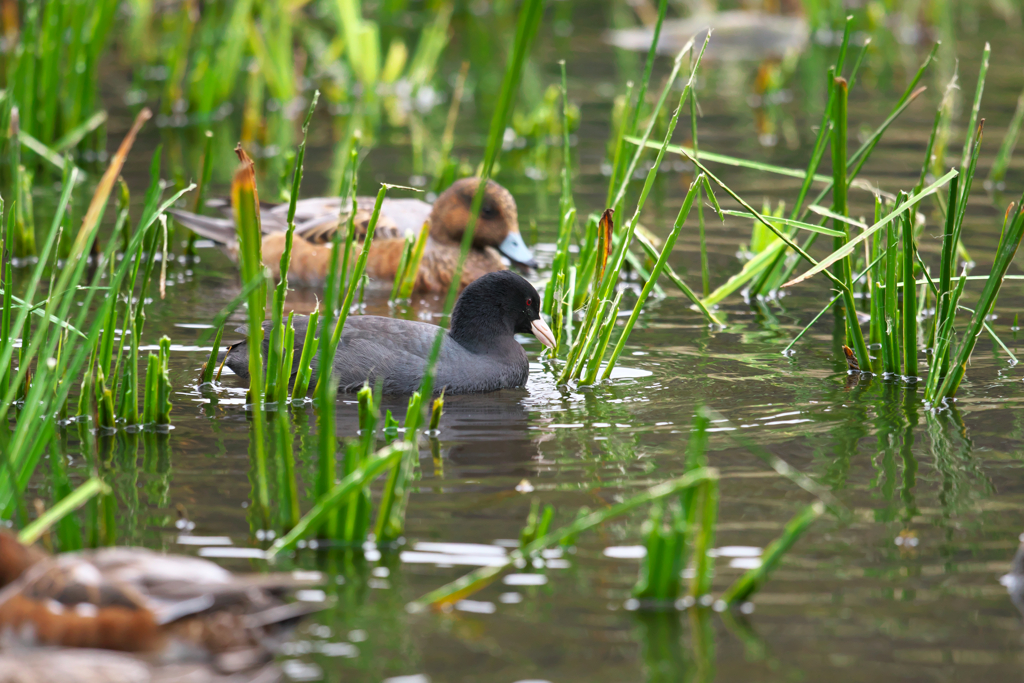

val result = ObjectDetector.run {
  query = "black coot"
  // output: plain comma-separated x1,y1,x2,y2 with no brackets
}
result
224,270,556,395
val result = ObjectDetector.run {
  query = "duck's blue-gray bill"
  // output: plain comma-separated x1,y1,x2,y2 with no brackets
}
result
498,232,537,268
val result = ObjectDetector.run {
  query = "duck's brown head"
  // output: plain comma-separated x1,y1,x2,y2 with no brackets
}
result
429,178,536,267
0,528,47,588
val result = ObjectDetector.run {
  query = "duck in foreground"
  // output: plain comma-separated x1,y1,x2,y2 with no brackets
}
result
224,270,556,395
0,530,323,674
169,177,535,292
0,649,281,683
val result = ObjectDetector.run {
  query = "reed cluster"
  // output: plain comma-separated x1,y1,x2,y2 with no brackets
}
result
782,42,1024,402
0,109,194,532
1,0,115,168
210,0,545,555
411,407,826,612
125,0,453,135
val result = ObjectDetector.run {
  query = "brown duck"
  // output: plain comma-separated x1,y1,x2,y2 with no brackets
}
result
169,177,535,292
0,530,322,673
0,648,282,683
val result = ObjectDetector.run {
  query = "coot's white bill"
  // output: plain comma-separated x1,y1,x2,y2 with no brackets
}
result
531,319,556,348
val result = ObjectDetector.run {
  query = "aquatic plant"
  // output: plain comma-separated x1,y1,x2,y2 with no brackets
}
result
782,44,1024,401
142,336,172,426
410,405,825,612
1,0,117,169
0,109,196,535
544,33,719,387
220,0,543,554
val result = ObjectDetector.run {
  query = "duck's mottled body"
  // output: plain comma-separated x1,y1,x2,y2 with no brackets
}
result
0,649,281,683
170,178,534,292
0,531,321,672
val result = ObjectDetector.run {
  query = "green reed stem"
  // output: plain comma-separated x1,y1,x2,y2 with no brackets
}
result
633,501,678,603
563,34,710,384
274,405,300,531
0,198,10,397
267,93,319,405
267,442,411,559
201,325,223,385
782,169,957,289
883,206,900,375
156,336,172,425
416,0,544,409
375,391,422,544
232,146,269,520
961,43,990,181
18,477,110,546
609,6,686,217
290,309,319,400
581,290,623,384
544,60,577,318
688,61,709,298
722,502,825,605
831,77,871,369
602,175,704,380
389,234,415,304
397,221,430,300
900,209,918,378
429,392,444,432
325,184,394,365
934,202,1024,399
276,314,295,402
606,0,667,209
687,478,718,598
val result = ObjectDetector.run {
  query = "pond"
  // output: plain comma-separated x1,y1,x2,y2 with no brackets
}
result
8,1,1024,681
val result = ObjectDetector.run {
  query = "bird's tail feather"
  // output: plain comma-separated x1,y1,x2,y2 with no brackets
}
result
167,208,239,246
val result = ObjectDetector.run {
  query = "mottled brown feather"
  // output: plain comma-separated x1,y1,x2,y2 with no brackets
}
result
0,531,47,590
249,178,521,292
0,531,321,663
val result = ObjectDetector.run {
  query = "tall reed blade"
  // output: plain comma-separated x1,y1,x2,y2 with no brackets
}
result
831,77,871,370
267,93,319,405
721,502,825,605
232,145,267,404
933,201,1024,400
883,203,900,377
602,174,704,380
415,0,545,410
290,309,319,401
232,145,269,520
900,208,918,379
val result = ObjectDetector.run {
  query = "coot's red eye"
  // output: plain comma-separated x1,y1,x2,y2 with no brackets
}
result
526,297,532,307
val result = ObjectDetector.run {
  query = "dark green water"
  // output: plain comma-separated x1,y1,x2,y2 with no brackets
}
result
17,2,1024,681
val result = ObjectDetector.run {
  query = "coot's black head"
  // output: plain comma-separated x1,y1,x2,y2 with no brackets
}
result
449,271,555,352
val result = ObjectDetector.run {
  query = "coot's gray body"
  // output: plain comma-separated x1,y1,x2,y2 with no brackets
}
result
226,315,530,395
222,271,555,396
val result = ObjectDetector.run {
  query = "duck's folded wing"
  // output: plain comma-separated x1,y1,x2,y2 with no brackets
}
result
294,209,405,245
291,196,429,245
364,197,432,234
